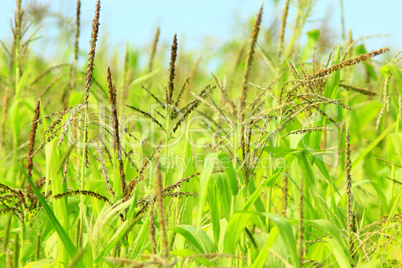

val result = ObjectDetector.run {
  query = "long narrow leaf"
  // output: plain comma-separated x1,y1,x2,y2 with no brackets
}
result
19,165,83,268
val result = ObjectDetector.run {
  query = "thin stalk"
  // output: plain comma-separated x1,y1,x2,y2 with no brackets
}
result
13,233,19,268
281,174,288,217
240,3,263,184
155,158,169,266
64,0,81,109
147,27,160,91
0,88,9,151
165,34,178,184
15,0,22,96
147,26,160,75
13,3,24,264
390,95,401,200
11,0,23,181
108,67,126,198
183,57,201,102
277,0,290,62
73,0,81,77
26,100,40,195
148,200,157,255
345,124,354,263
267,187,272,232
34,233,41,260
79,0,100,249
285,1,313,58
74,218,82,248
167,33,178,106
340,0,346,41
119,42,132,116
298,175,304,267
2,215,12,253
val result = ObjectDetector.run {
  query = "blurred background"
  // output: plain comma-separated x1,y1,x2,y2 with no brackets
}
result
0,0,400,69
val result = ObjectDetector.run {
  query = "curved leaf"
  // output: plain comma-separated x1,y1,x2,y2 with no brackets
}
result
172,225,216,254
224,211,300,268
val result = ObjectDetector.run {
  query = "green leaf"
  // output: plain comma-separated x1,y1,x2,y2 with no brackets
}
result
130,218,150,259
19,165,82,268
223,212,253,254
129,68,160,87
94,215,141,262
126,186,139,221
327,238,351,268
198,153,216,224
390,133,402,164
251,227,279,268
212,173,231,220
56,141,77,174
295,151,315,187
265,213,299,268
247,178,266,214
244,155,296,211
381,63,402,95
356,259,382,268
217,153,238,195
264,146,301,157
387,133,402,220
198,153,238,224
183,138,196,225
311,152,331,181
224,211,300,268
311,219,351,267
14,66,30,101
170,249,214,266
368,181,389,212
172,225,216,254
46,140,70,265
352,122,397,169
244,173,282,211
23,258,53,268
356,45,377,81
323,44,341,99
10,100,21,147
302,30,320,62
207,179,220,246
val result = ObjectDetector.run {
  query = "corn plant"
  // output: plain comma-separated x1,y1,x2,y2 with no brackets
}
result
0,0,401,267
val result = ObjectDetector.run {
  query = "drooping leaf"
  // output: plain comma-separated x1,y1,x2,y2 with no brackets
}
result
172,225,216,254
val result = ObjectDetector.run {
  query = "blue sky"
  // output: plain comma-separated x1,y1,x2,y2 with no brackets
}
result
0,0,400,64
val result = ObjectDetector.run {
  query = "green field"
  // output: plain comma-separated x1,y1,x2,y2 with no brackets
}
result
1,0,402,267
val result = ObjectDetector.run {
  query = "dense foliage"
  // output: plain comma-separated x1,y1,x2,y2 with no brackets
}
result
0,0,401,267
